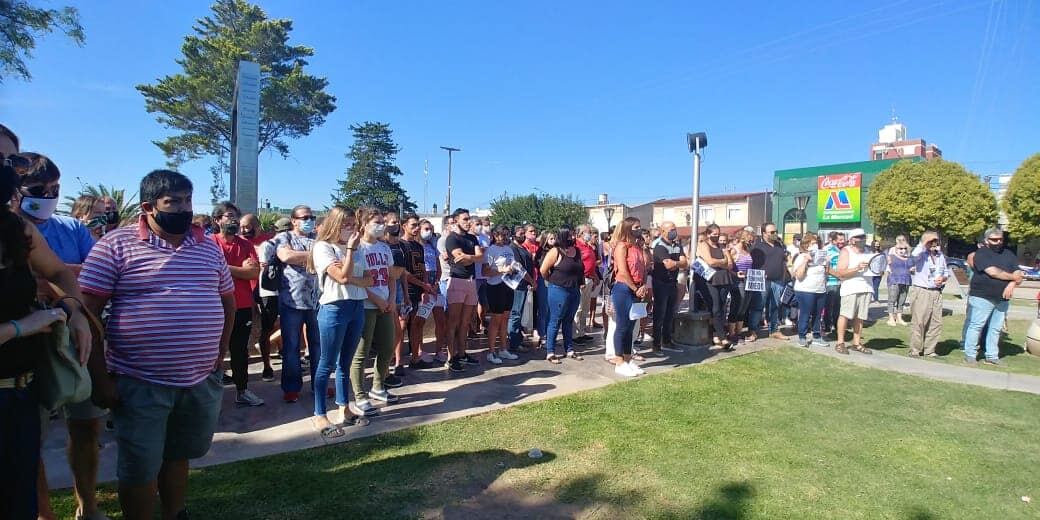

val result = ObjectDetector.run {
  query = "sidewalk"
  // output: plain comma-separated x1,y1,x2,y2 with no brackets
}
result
42,330,773,489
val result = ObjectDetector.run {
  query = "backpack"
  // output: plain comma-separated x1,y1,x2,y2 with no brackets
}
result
259,233,285,292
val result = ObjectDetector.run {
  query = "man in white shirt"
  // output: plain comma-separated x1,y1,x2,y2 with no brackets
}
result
833,228,874,355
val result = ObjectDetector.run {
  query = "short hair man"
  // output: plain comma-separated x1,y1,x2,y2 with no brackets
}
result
750,222,790,340
833,228,874,354
907,231,950,357
824,231,846,335
273,204,320,402
211,201,263,406
651,221,688,351
443,209,483,372
962,227,1024,365
80,170,235,519
572,224,600,342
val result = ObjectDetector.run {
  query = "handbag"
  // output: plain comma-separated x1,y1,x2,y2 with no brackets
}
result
36,317,92,410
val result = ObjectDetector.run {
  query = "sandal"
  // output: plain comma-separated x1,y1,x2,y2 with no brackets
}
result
712,336,723,346
850,344,872,355
547,355,562,364
567,351,584,361
834,343,850,355
313,418,345,439
341,414,370,428
632,354,646,362
745,333,757,343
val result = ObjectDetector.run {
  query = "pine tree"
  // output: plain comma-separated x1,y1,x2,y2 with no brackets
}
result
332,122,416,213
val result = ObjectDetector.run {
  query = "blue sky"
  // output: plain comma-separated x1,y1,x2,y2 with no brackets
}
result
1,0,1036,214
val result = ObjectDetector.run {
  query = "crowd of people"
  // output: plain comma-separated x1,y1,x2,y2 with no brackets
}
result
0,120,1033,520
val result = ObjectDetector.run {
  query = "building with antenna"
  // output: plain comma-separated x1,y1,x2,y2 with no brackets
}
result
869,120,942,161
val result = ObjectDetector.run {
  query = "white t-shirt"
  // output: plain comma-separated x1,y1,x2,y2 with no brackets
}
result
840,250,875,296
484,244,515,285
436,234,450,282
358,239,393,309
312,241,368,305
257,239,278,298
792,253,826,294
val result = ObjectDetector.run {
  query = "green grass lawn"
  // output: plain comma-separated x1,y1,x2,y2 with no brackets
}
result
861,312,1040,377
54,349,1039,519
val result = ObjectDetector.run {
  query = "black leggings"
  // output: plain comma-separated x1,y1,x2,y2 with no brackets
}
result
705,284,734,337
728,284,749,324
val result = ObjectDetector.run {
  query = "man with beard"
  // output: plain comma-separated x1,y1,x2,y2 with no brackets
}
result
962,228,1023,365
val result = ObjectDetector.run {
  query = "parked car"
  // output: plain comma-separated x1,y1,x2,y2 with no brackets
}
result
947,257,967,271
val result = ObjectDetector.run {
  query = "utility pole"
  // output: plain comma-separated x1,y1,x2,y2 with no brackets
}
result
440,146,460,214
423,158,429,214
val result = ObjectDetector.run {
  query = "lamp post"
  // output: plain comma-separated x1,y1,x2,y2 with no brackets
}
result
795,195,810,237
604,206,615,232
440,146,460,214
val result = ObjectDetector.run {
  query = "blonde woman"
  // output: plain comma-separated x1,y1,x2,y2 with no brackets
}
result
309,206,374,437
610,217,649,377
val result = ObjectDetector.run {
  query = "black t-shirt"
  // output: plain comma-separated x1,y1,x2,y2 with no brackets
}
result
970,246,1019,301
403,239,425,277
387,240,408,270
652,240,682,285
445,232,478,279
752,240,788,282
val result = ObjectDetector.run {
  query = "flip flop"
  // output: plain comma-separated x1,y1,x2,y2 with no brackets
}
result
567,351,584,361
547,355,562,364
341,414,370,428
317,424,344,439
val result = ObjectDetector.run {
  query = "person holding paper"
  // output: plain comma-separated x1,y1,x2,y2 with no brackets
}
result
697,224,736,349
791,233,829,348
610,217,648,376
484,225,522,364
833,228,874,354
729,230,756,343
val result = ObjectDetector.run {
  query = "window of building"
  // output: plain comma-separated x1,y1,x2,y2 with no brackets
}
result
874,151,883,160
700,207,715,223
727,205,743,222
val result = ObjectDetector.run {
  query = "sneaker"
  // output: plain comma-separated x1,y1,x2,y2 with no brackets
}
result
498,350,519,360
614,362,638,377
462,354,480,365
261,367,275,382
811,338,830,348
222,372,234,385
769,331,789,341
351,399,379,416
886,318,897,326
391,365,407,378
486,352,502,364
409,359,437,370
963,357,978,365
435,351,449,363
236,389,265,407
448,359,465,372
368,389,399,403
383,374,404,388
628,361,646,375
926,353,938,358
982,358,1000,366
282,391,299,403
793,336,808,347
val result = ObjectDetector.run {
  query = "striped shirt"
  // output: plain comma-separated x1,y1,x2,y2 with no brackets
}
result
79,216,234,387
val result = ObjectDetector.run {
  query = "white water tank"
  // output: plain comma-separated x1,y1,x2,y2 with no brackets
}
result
598,193,609,205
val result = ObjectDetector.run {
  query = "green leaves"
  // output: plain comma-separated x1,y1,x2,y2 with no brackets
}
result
136,0,335,173
0,1,84,82
1004,153,1040,240
867,159,997,242
331,122,416,214
489,193,588,231
62,184,141,225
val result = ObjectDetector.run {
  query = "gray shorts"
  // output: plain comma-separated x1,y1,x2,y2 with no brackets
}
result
64,398,107,421
113,372,223,485
840,293,871,321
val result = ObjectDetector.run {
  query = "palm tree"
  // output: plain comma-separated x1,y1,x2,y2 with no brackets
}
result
63,184,141,226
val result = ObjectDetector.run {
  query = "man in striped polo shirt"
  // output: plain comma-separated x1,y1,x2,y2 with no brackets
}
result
80,170,235,520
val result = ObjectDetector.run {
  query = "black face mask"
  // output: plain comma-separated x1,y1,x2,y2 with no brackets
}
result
152,209,193,235
104,210,119,225
988,242,1004,252
386,224,401,237
222,222,240,235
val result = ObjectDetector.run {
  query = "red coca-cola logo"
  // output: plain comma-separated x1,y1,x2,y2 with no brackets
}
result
818,173,861,189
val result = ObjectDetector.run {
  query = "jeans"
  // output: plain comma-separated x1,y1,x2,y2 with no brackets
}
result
314,299,365,416
229,308,253,391
705,283,734,338
748,280,785,333
871,275,882,302
962,296,1008,361
508,287,529,349
546,283,580,356
535,277,549,339
794,291,827,340
652,282,677,346
611,284,637,357
279,304,320,394
0,385,40,519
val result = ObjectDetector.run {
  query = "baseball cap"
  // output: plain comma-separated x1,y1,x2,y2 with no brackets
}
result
848,228,866,238
274,217,292,232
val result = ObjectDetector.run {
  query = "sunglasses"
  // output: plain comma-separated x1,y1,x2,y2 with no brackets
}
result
986,237,1003,243
3,154,31,169
21,184,60,198
294,215,316,221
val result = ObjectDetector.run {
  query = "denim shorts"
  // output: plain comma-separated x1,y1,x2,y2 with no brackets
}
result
112,372,223,484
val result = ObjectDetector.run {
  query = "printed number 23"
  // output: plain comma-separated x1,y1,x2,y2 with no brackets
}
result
369,267,390,287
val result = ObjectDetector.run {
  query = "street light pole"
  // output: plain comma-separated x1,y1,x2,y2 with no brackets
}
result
440,146,460,214
687,132,707,311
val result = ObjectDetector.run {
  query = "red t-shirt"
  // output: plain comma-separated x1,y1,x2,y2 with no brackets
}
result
575,239,598,278
213,233,259,309
243,231,274,247
521,240,541,281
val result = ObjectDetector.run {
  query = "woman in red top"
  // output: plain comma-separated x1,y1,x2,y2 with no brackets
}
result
610,217,650,377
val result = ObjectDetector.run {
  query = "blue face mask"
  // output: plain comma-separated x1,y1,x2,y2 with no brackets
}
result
300,219,316,234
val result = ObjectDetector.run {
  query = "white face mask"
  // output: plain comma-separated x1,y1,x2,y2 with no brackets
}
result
420,230,433,240
20,196,60,220
369,223,385,239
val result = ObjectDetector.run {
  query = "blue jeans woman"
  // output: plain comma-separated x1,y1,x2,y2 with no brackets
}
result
314,299,366,418
545,282,580,357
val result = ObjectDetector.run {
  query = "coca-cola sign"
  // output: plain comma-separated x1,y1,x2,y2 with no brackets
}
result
817,173,862,223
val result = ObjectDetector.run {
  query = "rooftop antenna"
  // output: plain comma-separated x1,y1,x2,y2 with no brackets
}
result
891,104,898,123
423,157,429,213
